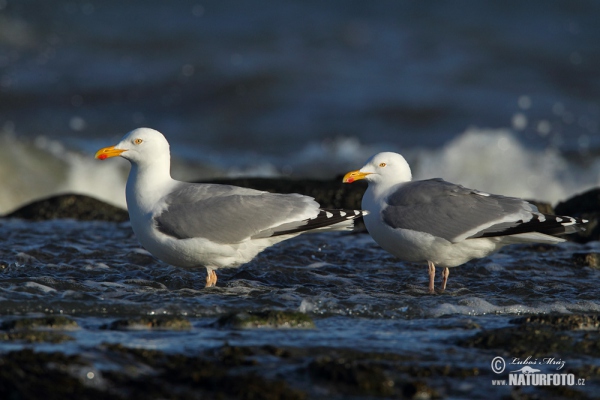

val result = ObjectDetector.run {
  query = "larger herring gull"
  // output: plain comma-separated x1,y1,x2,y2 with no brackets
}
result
95,128,367,287
343,152,587,293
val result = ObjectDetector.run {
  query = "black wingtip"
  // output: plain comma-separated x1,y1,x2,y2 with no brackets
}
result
269,208,368,237
476,213,588,239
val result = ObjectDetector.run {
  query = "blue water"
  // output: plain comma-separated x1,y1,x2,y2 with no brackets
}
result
1,2,600,396
1,218,599,397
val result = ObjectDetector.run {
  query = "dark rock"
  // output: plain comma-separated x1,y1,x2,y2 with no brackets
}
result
102,316,192,331
461,315,600,357
308,356,395,396
556,188,600,215
4,194,129,222
510,314,600,330
0,316,78,343
0,316,79,331
571,252,600,269
402,381,438,400
0,331,74,343
215,310,315,329
103,343,306,400
555,187,600,243
0,350,104,399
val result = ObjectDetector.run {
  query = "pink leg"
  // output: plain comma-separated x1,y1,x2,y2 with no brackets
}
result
205,269,218,288
441,267,449,292
427,261,435,294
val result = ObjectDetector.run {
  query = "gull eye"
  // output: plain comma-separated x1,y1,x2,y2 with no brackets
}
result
379,162,387,167
134,138,143,145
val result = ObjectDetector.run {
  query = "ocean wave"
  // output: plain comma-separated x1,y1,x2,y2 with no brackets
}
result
0,127,598,215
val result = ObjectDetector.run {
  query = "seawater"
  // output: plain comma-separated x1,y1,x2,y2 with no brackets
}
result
1,218,599,353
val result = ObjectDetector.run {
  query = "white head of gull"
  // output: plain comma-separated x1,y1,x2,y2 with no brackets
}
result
343,152,588,294
96,127,367,287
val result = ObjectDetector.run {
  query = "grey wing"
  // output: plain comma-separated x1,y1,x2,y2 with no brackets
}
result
381,179,541,242
154,183,320,244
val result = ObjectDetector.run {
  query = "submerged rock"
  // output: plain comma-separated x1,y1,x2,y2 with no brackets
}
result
0,316,79,331
0,350,99,398
0,331,74,343
510,314,600,331
460,314,600,357
0,316,78,344
102,316,192,331
308,356,395,396
215,310,316,329
571,252,600,269
4,194,129,222
102,343,306,400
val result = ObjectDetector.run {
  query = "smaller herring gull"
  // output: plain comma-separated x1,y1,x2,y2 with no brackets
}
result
96,128,367,287
343,152,587,293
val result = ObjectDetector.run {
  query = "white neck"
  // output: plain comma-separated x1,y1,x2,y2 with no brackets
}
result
125,154,174,215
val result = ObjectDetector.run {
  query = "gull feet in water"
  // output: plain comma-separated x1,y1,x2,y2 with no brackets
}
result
427,261,449,294
205,269,218,288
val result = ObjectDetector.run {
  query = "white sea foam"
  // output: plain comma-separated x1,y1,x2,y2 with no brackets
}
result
0,127,597,215
23,281,57,293
429,298,600,318
411,128,600,203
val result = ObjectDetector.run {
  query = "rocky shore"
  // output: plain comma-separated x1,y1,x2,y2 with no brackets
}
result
1,178,599,399
0,313,599,399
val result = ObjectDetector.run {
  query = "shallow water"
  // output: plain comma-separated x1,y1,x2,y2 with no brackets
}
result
1,219,599,397
2,219,599,321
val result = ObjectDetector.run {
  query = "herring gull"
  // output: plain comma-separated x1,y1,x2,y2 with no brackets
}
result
95,128,367,287
343,152,587,293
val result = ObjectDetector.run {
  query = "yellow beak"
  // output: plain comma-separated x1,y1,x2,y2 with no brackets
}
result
95,145,126,160
342,170,371,183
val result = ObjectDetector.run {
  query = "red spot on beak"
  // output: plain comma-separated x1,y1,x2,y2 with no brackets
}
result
98,154,107,160
346,177,355,183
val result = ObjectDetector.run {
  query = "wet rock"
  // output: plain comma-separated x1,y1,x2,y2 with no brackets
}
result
0,316,78,343
461,315,600,357
4,194,129,222
571,252,600,269
215,310,315,329
402,381,438,400
510,314,600,331
0,316,79,330
0,331,74,343
103,343,306,400
555,187,600,243
124,250,157,265
102,316,192,330
0,349,103,399
308,356,395,396
460,324,576,356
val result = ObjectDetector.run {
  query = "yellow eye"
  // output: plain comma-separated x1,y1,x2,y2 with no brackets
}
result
134,138,143,145
379,162,387,167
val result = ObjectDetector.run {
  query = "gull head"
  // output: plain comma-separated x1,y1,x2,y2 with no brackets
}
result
95,127,170,165
343,152,412,186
